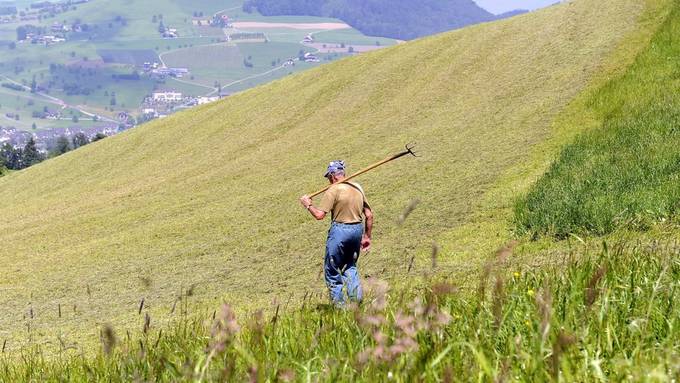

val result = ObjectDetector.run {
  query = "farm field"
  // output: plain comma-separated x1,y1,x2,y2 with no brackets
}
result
0,0,397,137
0,0,661,360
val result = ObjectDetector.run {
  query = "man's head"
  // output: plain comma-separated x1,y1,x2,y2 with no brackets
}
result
324,160,346,184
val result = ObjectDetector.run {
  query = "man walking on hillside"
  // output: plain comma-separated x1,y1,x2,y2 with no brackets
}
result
300,160,373,306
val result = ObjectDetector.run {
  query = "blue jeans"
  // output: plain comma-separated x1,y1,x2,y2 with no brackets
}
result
325,222,363,306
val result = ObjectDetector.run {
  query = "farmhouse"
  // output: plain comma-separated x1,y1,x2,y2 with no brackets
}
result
162,28,178,38
152,91,183,102
302,34,314,43
51,22,70,32
197,96,219,105
151,67,189,78
303,52,320,63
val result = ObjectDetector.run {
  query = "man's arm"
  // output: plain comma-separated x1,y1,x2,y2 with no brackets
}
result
300,195,326,221
362,206,373,252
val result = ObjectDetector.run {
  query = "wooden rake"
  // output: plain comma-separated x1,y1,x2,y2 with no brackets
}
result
308,143,418,198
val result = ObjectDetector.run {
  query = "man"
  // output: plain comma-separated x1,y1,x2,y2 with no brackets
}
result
300,160,373,306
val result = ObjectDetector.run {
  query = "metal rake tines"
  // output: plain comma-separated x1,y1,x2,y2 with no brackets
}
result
405,142,418,157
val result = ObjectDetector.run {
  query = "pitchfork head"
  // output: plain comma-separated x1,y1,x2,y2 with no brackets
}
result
405,142,418,157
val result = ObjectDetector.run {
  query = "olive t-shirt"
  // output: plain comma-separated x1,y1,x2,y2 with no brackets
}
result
318,182,370,224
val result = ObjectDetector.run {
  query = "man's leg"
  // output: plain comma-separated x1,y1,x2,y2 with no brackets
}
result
342,225,364,303
343,263,363,303
325,225,346,305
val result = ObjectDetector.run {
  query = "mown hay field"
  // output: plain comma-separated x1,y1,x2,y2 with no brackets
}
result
0,0,663,351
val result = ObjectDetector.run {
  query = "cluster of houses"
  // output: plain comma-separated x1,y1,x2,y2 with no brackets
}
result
161,27,179,38
303,52,320,63
50,22,71,32
192,14,231,28
140,91,222,120
23,33,66,45
141,62,190,79
0,123,117,152
32,108,61,119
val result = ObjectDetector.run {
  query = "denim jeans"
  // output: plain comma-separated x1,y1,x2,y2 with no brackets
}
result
325,222,363,306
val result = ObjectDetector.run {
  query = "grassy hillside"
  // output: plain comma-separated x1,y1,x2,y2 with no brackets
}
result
0,0,659,353
514,3,680,238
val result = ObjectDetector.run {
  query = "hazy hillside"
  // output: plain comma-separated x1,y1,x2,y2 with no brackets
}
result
243,0,499,39
0,0,650,350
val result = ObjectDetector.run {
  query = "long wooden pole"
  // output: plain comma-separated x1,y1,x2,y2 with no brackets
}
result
308,145,416,198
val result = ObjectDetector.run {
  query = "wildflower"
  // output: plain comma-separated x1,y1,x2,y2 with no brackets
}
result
209,304,240,353
513,272,520,278
527,289,535,297
360,314,386,328
434,311,452,327
277,369,295,382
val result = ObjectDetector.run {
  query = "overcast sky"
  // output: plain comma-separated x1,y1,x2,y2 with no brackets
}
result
473,0,559,14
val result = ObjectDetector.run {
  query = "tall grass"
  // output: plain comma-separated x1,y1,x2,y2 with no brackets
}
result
514,3,680,239
2,240,679,381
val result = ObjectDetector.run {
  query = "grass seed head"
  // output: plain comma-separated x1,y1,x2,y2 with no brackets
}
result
397,198,420,225
585,265,607,307
101,324,116,355
277,368,295,382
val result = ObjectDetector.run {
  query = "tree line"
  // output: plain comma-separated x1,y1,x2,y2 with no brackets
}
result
242,0,501,40
0,132,106,174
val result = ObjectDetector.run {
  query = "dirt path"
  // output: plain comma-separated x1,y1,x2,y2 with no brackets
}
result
232,22,350,30
0,75,118,123
301,42,386,53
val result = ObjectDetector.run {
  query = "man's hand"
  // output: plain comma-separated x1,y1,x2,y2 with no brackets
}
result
361,234,372,252
299,195,312,209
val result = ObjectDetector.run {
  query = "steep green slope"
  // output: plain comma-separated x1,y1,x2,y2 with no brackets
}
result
0,0,658,348
515,4,680,238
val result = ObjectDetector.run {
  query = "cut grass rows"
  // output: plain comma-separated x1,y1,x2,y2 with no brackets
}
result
0,0,648,349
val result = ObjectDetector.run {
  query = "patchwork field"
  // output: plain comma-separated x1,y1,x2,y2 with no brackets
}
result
0,0,397,133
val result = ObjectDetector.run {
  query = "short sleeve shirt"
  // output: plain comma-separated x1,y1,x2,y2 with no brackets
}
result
318,182,370,224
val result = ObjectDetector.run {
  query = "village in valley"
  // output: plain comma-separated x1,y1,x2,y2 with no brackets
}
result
0,0,396,154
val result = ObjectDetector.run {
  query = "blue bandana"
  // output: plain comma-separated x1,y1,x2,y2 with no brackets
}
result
324,160,345,178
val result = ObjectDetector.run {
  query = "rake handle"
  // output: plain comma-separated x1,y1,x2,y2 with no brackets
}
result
308,150,412,198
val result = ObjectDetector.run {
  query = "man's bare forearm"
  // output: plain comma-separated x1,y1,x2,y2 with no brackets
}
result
308,205,326,220
364,207,373,238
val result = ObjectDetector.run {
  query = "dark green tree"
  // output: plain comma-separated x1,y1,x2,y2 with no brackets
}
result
16,25,27,41
0,151,6,176
1,143,22,170
72,132,89,148
158,20,165,33
91,132,107,142
22,137,44,167
51,135,71,156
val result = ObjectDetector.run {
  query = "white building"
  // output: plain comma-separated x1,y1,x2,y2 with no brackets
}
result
197,96,219,105
152,91,183,102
